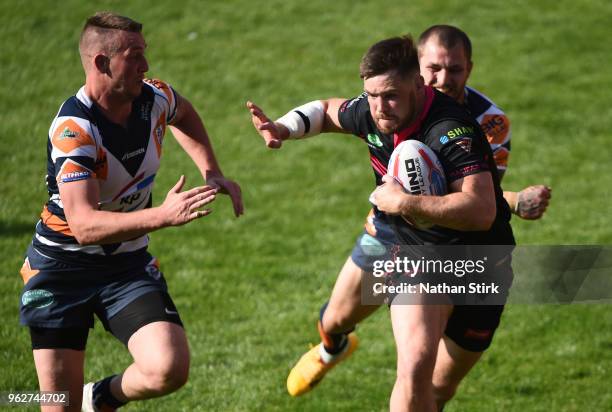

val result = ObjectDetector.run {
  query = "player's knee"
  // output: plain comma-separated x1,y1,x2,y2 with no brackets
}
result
396,356,435,394
433,381,458,405
140,353,190,394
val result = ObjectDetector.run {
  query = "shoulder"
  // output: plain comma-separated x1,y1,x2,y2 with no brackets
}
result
143,78,176,106
423,91,481,138
465,86,510,145
338,92,373,136
49,88,97,152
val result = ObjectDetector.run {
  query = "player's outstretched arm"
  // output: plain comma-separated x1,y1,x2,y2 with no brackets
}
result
170,93,243,217
246,98,348,149
503,185,551,220
61,175,217,245
374,173,497,231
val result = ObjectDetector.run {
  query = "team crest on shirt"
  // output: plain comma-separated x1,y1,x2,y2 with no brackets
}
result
153,114,166,158
454,138,472,153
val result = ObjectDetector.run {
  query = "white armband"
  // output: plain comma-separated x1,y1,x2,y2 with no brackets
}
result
276,100,325,139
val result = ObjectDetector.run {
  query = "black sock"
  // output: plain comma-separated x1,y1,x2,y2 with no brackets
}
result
92,375,127,409
318,301,354,354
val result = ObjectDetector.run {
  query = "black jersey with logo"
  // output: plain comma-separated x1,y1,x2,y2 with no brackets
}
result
338,87,514,246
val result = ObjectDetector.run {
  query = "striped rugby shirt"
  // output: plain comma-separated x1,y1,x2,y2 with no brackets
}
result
32,79,177,263
463,86,511,173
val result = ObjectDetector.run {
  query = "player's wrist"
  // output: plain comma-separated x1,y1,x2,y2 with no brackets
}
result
503,191,518,214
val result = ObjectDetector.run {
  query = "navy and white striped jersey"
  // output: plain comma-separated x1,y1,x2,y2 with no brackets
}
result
32,79,177,264
463,86,511,173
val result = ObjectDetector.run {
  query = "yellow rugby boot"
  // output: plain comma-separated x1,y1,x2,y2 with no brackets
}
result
286,332,358,396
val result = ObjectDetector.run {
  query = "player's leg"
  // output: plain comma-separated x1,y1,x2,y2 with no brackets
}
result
287,255,380,396
30,327,89,412
431,305,505,410
321,255,380,339
389,302,453,412
120,320,190,398
431,336,482,410
86,290,188,410
19,250,94,412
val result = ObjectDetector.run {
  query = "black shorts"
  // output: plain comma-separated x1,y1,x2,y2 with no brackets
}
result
352,211,510,352
29,290,183,350
444,305,505,352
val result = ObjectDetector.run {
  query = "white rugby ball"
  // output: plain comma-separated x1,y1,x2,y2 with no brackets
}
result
387,140,447,229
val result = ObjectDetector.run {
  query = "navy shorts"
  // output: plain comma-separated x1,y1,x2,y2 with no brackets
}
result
350,209,509,352
19,245,174,330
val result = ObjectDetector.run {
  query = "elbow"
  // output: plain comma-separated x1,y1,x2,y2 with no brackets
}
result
68,219,98,245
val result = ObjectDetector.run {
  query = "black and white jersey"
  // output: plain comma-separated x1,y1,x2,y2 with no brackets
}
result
32,79,178,264
338,86,514,245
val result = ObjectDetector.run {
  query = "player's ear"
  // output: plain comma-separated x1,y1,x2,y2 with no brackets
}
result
467,60,473,77
93,54,110,75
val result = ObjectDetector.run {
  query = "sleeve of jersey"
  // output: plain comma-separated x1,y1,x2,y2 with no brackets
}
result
49,117,97,185
479,107,511,172
427,120,491,184
144,78,179,124
337,93,371,139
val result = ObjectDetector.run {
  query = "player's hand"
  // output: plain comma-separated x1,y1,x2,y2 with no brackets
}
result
246,101,288,149
206,173,244,217
516,185,551,220
159,175,217,226
373,175,410,215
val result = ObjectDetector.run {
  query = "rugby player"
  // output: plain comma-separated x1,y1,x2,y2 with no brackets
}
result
248,35,514,411
19,12,242,412
418,25,551,219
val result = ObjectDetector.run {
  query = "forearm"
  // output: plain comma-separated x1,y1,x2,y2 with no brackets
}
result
170,100,223,180
70,207,167,245
275,99,346,137
400,192,495,231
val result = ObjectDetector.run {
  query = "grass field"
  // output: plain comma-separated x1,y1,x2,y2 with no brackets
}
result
1,0,611,410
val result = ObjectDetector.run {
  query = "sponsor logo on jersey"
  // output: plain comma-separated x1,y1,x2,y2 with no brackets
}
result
367,133,384,148
440,135,449,144
60,170,91,183
58,127,79,140
120,192,142,205
122,147,145,161
481,114,509,144
52,119,95,154
22,289,54,308
57,162,93,184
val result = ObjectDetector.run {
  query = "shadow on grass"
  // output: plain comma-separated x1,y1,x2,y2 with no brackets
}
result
0,220,35,238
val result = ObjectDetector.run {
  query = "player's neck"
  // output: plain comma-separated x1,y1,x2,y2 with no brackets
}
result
85,82,133,127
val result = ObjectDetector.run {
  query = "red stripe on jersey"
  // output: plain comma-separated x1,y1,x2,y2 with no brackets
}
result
370,154,387,176
112,172,145,201
393,86,435,146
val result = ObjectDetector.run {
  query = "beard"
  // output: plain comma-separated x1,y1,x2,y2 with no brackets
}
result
374,90,419,134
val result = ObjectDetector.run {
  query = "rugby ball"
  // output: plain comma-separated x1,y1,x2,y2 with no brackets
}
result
387,140,447,229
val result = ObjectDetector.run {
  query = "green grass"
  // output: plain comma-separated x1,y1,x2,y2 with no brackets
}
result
1,0,611,410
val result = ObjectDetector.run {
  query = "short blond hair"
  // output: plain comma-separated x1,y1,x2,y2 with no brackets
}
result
79,12,142,58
